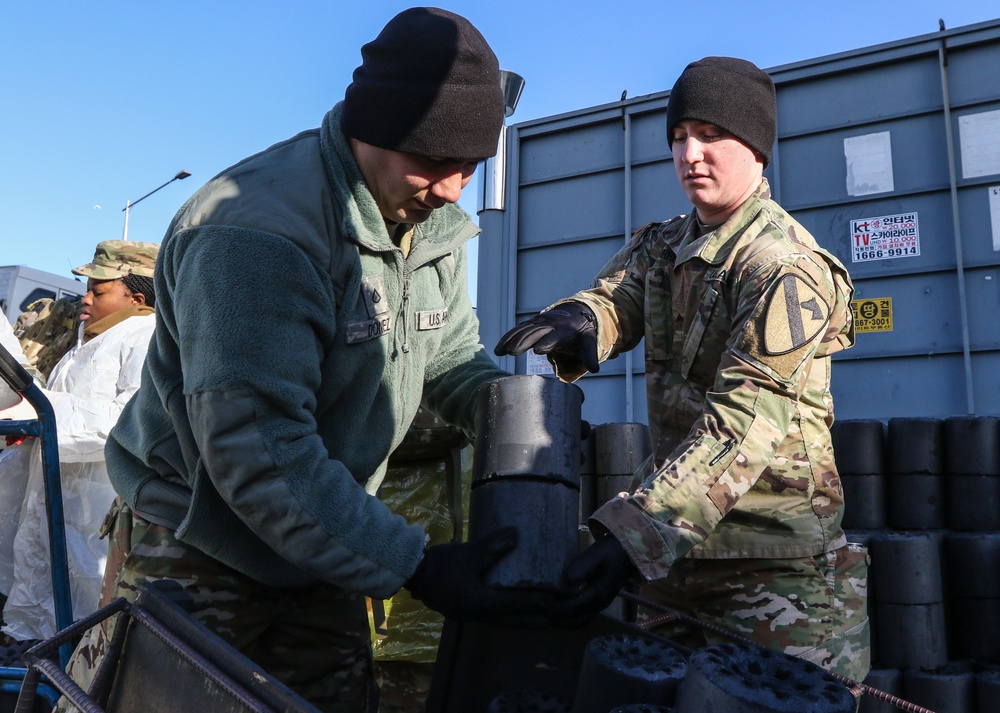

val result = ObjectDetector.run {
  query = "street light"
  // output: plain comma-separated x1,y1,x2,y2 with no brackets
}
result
121,169,192,241
499,70,525,118
480,71,525,212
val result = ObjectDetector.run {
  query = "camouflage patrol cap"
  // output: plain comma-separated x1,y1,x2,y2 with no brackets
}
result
72,240,159,280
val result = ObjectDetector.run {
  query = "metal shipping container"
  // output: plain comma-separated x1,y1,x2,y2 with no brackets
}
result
477,18,1000,425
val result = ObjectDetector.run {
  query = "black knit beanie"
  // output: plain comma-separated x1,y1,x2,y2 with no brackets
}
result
341,7,504,160
666,56,776,167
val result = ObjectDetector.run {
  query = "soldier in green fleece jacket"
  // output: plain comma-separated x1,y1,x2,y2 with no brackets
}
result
64,9,547,712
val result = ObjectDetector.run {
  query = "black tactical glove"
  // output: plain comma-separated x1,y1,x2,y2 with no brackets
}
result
547,535,637,628
405,527,553,622
494,301,600,374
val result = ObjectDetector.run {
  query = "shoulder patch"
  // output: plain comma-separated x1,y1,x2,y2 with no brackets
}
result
763,275,830,355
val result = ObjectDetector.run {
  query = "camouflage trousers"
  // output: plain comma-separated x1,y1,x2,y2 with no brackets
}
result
640,543,870,682
63,499,378,713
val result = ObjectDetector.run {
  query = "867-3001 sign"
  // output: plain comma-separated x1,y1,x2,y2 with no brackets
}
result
850,212,920,263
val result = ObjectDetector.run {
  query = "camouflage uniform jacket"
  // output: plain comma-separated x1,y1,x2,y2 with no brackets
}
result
105,102,506,599
14,297,83,383
559,180,855,580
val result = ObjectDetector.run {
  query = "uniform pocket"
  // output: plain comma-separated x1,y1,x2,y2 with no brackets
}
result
645,267,673,361
680,286,720,379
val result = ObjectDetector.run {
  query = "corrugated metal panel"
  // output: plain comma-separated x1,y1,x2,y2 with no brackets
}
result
477,18,1000,424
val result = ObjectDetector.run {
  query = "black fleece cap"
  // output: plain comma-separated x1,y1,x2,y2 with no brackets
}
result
666,56,776,166
341,7,504,160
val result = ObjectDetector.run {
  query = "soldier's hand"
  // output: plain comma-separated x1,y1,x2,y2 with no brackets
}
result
405,527,553,622
494,301,600,374
547,535,636,628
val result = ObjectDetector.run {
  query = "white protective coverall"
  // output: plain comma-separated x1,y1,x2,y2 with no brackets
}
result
0,312,35,592
1,312,154,640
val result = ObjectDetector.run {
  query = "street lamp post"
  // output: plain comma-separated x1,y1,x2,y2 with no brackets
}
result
479,70,524,213
121,169,192,241
477,70,525,373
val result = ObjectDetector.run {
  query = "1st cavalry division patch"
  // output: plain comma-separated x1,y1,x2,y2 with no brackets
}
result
763,274,830,355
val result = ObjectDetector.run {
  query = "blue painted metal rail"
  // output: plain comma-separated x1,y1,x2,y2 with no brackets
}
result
0,345,73,709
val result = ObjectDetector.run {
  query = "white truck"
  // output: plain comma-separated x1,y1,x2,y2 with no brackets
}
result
0,265,84,325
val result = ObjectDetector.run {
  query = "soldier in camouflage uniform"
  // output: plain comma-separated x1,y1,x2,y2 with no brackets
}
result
13,296,82,385
373,408,470,713
496,57,869,681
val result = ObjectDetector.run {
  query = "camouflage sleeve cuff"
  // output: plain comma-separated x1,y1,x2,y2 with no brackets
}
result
590,497,675,582
546,294,625,380
524,298,603,383
545,352,588,383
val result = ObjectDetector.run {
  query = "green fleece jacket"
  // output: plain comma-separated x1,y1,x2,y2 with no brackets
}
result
105,104,506,598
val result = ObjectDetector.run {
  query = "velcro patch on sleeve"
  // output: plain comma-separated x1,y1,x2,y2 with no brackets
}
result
763,275,830,355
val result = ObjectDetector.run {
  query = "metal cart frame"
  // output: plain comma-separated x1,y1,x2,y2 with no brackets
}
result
15,583,318,713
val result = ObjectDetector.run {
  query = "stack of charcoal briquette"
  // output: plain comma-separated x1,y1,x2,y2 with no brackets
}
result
832,416,1000,713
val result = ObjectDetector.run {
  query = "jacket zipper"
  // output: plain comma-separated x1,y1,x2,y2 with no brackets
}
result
400,267,411,354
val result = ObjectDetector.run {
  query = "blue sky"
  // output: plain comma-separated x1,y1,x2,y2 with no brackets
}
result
2,1,997,304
